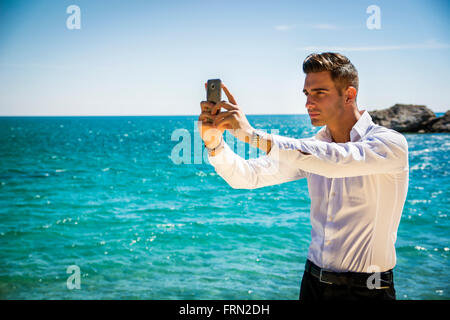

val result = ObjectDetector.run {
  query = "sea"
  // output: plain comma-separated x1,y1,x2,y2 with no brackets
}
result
0,114,448,300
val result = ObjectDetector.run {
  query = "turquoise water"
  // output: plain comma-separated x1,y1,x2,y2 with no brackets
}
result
0,115,448,300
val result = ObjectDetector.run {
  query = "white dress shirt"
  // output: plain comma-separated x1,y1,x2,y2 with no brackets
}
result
207,110,409,273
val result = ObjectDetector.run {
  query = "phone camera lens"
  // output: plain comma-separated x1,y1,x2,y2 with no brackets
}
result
211,84,215,90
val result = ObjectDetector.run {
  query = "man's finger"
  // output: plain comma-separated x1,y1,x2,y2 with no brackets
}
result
211,101,237,115
199,112,214,122
213,111,236,126
215,115,236,131
221,83,237,105
200,101,214,112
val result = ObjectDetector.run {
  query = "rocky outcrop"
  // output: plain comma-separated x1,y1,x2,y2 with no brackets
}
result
368,104,449,133
427,110,450,132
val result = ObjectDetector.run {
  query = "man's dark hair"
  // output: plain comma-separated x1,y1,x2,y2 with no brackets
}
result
302,52,359,95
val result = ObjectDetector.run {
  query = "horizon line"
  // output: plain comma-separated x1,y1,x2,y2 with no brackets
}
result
0,113,310,117
0,110,447,118
0,107,447,118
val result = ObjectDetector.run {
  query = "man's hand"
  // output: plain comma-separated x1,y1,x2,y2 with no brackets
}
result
198,82,273,155
198,83,254,149
198,82,229,149
211,84,254,144
198,100,222,149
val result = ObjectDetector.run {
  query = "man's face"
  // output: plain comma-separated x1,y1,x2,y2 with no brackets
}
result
303,71,345,127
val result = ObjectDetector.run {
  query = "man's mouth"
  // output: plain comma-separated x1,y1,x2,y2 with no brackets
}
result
309,113,320,117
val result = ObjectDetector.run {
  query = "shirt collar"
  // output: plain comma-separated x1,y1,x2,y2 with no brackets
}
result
315,110,373,142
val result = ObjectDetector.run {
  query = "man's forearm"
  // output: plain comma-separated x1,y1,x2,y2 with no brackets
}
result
245,129,272,155
256,133,272,155
209,130,272,157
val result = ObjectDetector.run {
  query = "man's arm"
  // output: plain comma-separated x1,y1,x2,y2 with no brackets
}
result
208,137,306,189
266,128,409,178
202,83,304,188
209,130,272,156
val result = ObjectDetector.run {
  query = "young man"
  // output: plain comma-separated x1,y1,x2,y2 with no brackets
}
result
198,52,409,301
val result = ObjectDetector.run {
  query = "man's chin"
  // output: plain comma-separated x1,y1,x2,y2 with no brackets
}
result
310,119,325,127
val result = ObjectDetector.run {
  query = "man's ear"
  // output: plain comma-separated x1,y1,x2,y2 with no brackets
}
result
345,86,357,104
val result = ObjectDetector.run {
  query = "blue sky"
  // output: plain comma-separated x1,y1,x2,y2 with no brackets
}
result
0,0,449,116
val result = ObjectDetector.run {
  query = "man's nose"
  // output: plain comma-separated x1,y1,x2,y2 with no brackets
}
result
305,97,315,111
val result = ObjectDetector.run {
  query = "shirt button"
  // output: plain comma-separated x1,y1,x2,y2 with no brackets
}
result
331,192,336,197
327,216,332,222
325,240,331,246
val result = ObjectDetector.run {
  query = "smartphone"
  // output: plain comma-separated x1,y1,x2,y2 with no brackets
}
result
206,79,222,106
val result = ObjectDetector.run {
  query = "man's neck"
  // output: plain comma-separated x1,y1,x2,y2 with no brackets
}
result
328,109,363,143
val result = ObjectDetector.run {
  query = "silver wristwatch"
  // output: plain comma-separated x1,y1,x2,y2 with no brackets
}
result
205,136,224,156
250,130,266,148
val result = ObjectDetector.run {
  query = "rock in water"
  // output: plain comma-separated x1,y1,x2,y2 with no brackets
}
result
428,110,450,132
369,104,449,133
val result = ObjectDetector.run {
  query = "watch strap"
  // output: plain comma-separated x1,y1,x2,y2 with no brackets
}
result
205,136,224,156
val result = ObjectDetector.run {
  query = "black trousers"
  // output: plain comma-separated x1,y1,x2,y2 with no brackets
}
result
299,265,396,301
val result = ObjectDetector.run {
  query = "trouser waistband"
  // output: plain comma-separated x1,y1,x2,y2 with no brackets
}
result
305,260,394,289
